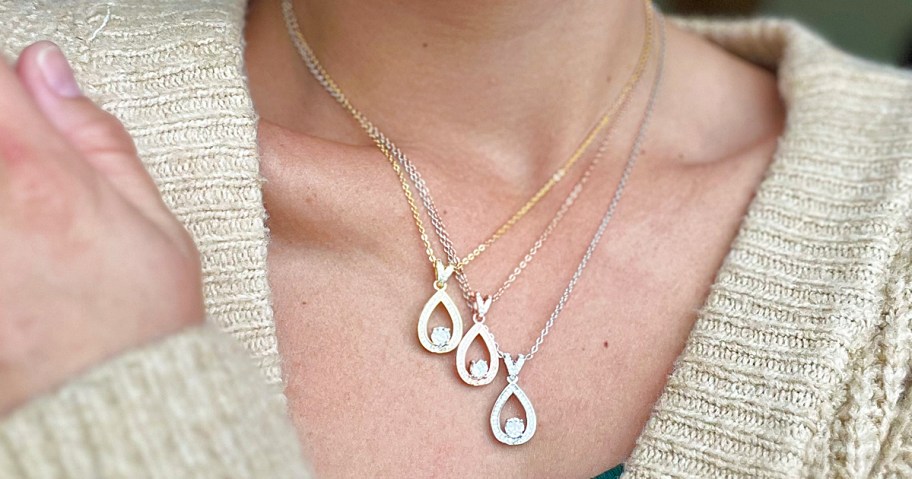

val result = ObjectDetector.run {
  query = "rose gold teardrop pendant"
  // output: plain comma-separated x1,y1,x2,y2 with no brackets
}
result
455,293,499,386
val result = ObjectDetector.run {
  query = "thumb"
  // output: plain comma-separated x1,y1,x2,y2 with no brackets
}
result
14,41,172,225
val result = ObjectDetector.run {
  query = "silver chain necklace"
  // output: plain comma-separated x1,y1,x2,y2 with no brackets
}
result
283,0,667,446
405,16,665,445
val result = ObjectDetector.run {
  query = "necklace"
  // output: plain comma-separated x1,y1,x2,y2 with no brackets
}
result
382,5,655,388
283,0,666,445
281,0,655,361
413,13,665,445
485,12,665,446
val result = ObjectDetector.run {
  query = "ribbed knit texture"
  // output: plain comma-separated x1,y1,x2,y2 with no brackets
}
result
621,18,912,478
1,1,911,477
0,325,311,478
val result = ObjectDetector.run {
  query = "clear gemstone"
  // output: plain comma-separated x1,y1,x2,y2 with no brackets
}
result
469,359,489,379
430,327,451,346
505,417,525,439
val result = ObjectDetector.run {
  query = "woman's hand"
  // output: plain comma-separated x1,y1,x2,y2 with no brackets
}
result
0,41,205,415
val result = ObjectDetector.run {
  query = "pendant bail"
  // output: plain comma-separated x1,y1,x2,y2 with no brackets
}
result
472,292,492,321
503,353,526,380
434,260,455,287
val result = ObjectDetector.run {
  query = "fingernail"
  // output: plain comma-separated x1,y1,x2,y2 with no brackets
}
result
35,42,82,98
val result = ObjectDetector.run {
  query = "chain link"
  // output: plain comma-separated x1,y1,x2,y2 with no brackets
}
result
524,12,666,360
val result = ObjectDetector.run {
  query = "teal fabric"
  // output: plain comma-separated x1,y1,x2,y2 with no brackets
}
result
593,463,624,479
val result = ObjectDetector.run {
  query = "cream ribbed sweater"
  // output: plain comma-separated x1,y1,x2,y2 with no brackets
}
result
1,1,911,478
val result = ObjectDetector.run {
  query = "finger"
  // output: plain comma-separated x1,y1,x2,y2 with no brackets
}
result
0,51,85,174
0,51,100,226
14,41,174,226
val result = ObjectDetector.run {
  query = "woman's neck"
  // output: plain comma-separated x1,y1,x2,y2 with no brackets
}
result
245,0,649,179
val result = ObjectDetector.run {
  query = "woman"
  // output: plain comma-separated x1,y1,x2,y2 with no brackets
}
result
1,0,910,477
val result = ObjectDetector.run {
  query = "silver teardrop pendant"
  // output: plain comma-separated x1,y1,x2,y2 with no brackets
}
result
490,354,536,446
417,261,463,354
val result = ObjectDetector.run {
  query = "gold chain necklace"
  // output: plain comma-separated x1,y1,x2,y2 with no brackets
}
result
281,0,654,355
281,3,651,273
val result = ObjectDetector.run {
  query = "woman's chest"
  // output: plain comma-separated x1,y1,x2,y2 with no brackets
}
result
258,127,773,478
266,229,694,479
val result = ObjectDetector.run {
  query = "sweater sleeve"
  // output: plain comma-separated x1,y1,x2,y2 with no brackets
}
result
0,324,312,479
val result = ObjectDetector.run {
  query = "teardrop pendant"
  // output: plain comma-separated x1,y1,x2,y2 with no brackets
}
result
455,293,499,385
490,354,537,446
417,261,463,354
455,321,499,386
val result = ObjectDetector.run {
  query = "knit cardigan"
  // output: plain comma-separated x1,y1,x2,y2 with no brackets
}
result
1,1,911,478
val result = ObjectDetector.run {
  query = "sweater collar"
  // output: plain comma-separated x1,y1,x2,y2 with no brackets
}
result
624,18,900,476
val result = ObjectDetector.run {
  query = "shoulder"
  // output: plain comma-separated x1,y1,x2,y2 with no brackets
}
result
671,15,912,125
679,15,912,207
675,15,912,311
671,14,912,115
671,15,912,232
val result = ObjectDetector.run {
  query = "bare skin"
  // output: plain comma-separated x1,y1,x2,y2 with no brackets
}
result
245,0,786,477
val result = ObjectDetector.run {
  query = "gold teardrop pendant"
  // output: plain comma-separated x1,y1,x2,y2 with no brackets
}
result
417,261,463,354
